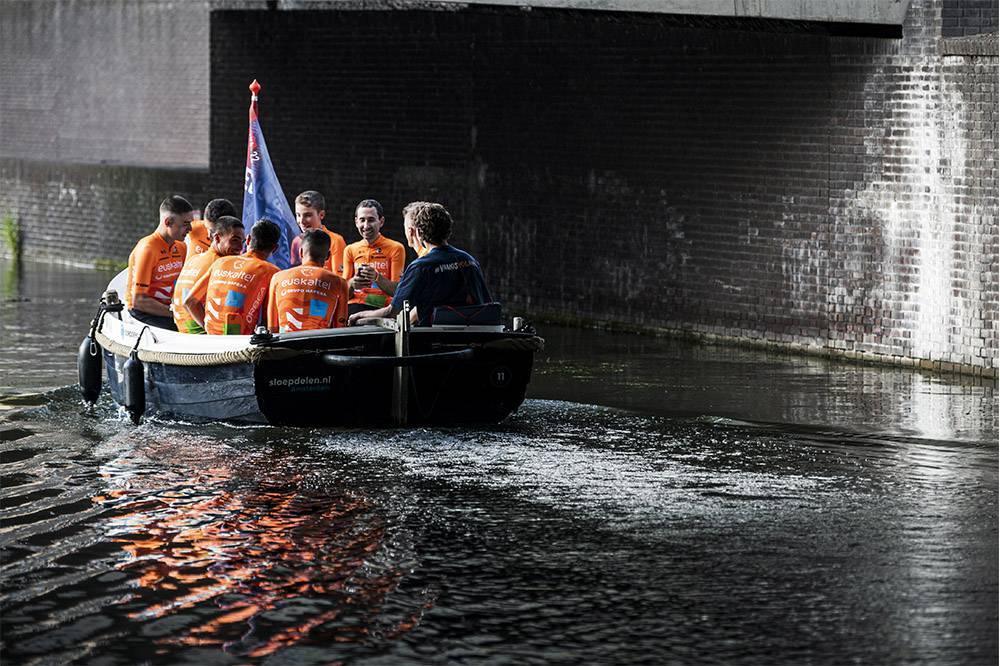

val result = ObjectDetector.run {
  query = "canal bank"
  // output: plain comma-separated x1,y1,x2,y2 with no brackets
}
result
527,310,1000,379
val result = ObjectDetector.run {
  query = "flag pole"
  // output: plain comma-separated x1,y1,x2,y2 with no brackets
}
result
242,78,298,270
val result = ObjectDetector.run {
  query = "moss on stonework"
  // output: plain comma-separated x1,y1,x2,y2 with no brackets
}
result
94,258,128,273
2,213,21,262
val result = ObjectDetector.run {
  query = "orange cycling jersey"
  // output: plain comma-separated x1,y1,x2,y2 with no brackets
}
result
126,231,187,309
187,250,278,335
267,263,349,333
186,219,212,255
171,248,219,334
343,234,405,309
290,227,347,275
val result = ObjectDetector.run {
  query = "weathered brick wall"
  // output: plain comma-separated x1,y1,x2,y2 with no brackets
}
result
0,159,209,265
0,0,210,168
210,9,834,330
0,1,211,265
829,1,998,373
208,1,997,374
941,0,999,37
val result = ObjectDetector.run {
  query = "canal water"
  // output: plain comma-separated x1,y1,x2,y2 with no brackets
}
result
1,259,997,665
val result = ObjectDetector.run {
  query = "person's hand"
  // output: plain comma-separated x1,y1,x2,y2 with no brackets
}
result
348,312,370,326
359,264,378,287
351,270,372,290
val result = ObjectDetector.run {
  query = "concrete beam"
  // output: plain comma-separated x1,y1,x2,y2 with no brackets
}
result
276,0,912,26
452,1,911,25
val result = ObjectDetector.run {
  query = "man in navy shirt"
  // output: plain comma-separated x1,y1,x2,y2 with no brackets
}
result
348,202,492,327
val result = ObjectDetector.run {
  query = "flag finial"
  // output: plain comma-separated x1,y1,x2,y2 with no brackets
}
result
249,79,261,96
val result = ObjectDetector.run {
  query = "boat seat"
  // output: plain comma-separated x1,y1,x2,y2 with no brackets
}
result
431,302,502,326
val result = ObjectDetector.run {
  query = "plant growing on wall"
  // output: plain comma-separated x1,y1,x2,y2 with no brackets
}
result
94,258,128,273
1,212,22,264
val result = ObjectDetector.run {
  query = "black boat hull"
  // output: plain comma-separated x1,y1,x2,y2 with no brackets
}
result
104,328,536,427
105,349,266,423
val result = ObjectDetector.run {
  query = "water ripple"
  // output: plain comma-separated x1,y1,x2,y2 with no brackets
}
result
0,388,995,664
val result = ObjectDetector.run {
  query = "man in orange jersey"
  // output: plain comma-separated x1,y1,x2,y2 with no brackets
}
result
172,216,246,334
186,199,238,256
125,195,194,330
343,198,405,316
184,219,280,335
288,191,347,275
267,229,349,333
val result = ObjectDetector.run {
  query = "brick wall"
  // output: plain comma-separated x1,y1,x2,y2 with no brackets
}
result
0,1,211,268
1,0,995,375
941,0,999,37
210,9,834,327
829,1,999,373
0,159,209,265
208,1,997,374
0,0,210,168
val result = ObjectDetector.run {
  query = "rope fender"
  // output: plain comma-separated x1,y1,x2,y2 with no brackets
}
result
94,329,302,367
93,331,544,366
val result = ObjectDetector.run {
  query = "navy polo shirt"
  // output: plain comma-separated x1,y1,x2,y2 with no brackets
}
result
393,245,492,326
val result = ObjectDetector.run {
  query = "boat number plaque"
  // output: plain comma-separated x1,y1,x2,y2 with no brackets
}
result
490,365,512,388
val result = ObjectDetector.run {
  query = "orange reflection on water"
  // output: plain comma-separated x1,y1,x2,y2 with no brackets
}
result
97,466,424,658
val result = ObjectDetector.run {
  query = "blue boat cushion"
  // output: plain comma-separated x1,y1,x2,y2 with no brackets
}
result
432,302,503,326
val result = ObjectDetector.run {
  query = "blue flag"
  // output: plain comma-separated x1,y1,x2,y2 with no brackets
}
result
243,79,297,270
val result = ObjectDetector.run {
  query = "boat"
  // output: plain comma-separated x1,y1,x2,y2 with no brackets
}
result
78,270,543,427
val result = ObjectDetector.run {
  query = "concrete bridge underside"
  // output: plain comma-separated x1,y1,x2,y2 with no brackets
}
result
383,0,912,25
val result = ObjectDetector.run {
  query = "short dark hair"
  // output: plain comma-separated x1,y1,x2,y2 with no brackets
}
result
159,195,193,217
249,219,281,252
410,203,453,246
301,228,331,263
204,198,237,223
355,198,384,219
213,215,244,237
295,191,325,211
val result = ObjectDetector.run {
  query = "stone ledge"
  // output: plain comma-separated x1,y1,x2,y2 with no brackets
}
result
528,310,998,382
